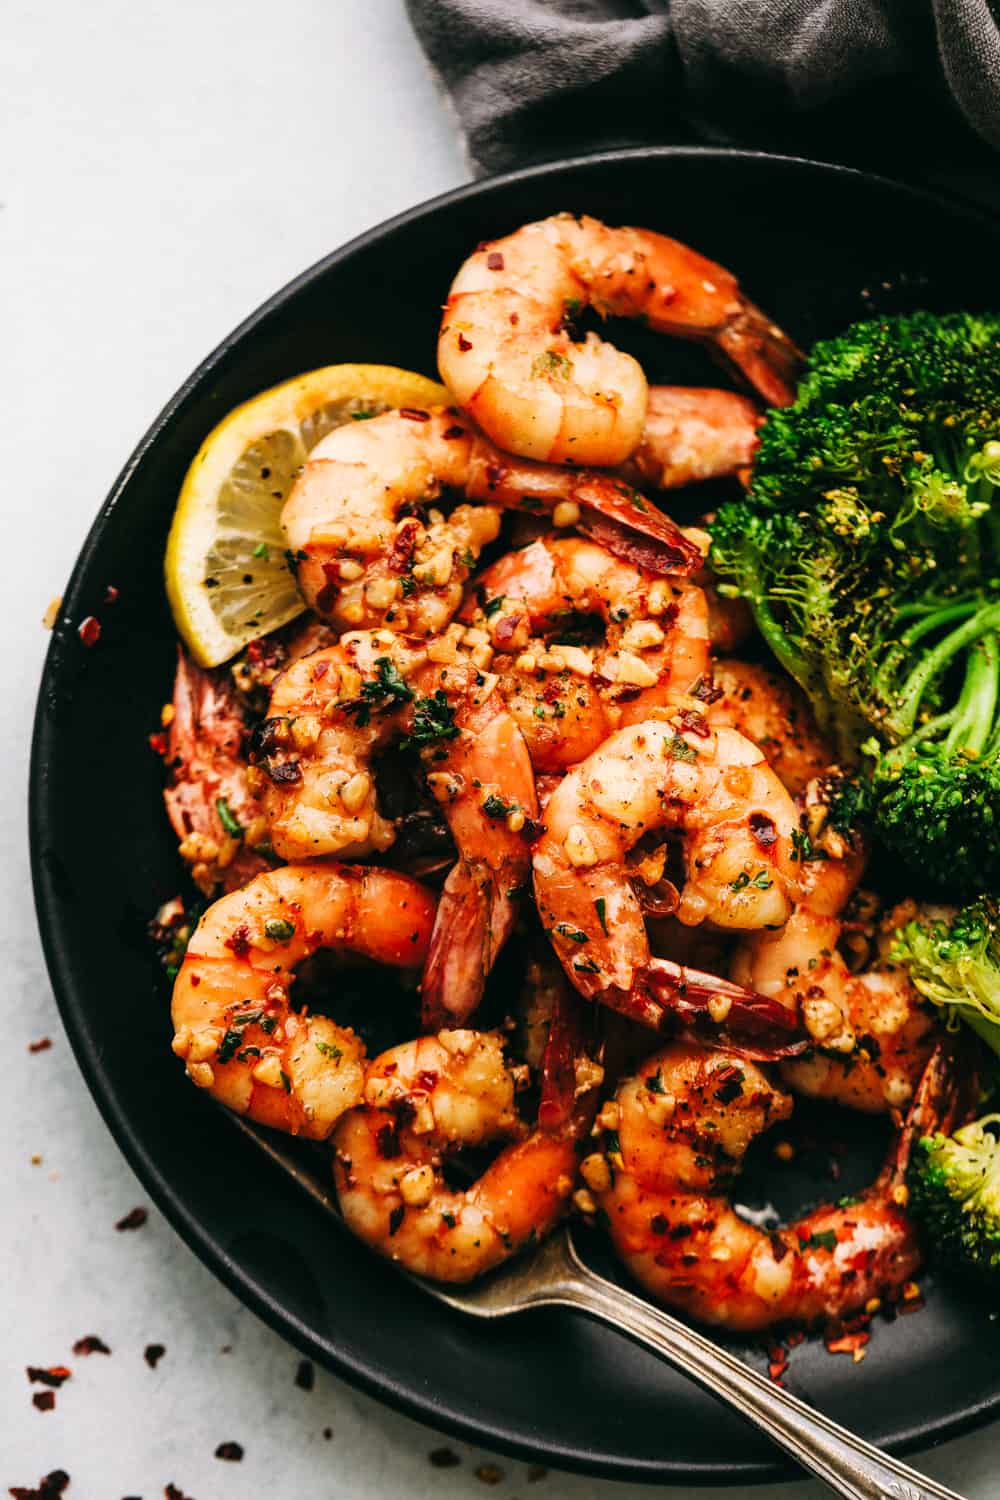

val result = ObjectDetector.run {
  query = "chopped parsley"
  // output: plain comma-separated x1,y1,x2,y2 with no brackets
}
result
801,1229,838,1252
315,1040,343,1060
594,897,608,935
483,594,506,618
531,350,572,379
554,923,589,944
482,794,515,819
730,870,774,893
215,798,243,838
667,735,699,763
645,1070,665,1095
252,542,269,559
263,917,296,943
791,827,827,863
280,1069,292,1094
572,957,600,975
402,691,458,749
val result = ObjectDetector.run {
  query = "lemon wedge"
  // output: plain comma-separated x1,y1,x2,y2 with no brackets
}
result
165,364,448,667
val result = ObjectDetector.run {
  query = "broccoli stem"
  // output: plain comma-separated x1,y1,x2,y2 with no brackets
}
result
944,635,999,757
890,601,1000,738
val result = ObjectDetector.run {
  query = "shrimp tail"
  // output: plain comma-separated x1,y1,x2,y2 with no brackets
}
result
714,299,804,409
601,958,810,1061
573,478,704,577
538,983,600,1137
646,958,810,1059
888,1037,982,1184
420,859,517,1029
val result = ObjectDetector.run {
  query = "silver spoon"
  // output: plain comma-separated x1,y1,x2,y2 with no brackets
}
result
233,1116,966,1500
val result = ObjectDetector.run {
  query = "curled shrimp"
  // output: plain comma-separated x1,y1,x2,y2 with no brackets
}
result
160,648,271,895
465,534,711,723
170,863,437,1139
621,386,761,492
533,715,806,1035
281,406,702,638
591,1039,970,1332
438,214,801,466
251,630,537,1026
333,1027,599,1282
706,660,834,797
733,901,942,1115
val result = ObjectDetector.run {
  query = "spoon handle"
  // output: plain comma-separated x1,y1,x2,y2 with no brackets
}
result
550,1248,965,1500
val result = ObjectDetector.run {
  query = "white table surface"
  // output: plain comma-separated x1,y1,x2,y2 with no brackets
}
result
2,1,996,1494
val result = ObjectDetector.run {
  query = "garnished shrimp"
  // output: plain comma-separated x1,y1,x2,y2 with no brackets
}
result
706,660,834,797
170,863,436,1139
252,631,538,1026
533,716,803,1010
621,386,761,492
161,648,270,895
438,214,801,465
732,902,941,1114
492,645,612,773
592,1039,968,1331
465,534,711,722
333,1028,599,1282
281,407,701,638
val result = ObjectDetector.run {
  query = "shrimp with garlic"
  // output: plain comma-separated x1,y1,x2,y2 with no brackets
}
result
533,714,807,1039
333,1025,601,1282
170,862,436,1138
590,1038,971,1331
252,630,538,1026
439,214,800,466
465,534,711,725
281,406,702,640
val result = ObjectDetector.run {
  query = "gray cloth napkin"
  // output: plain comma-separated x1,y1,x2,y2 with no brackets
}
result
405,0,1000,206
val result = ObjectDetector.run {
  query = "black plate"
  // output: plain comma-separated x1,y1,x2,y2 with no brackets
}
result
30,148,1000,1484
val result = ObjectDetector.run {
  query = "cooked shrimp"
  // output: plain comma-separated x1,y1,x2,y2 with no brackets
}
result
592,1039,968,1331
281,407,702,637
333,1029,598,1282
438,214,801,465
465,535,711,722
170,863,437,1139
161,648,271,895
706,660,834,797
732,902,942,1114
492,646,612,773
533,716,803,1009
621,386,761,491
252,630,538,1026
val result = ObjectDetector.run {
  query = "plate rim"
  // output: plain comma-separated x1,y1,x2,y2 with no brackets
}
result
29,143,1000,1484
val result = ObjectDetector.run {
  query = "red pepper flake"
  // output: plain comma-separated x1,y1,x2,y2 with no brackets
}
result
148,731,168,757
144,1343,166,1368
398,407,430,422
428,1449,460,1469
28,1037,52,1054
691,675,723,704
767,1359,788,1386
213,1443,243,1463
475,1465,504,1486
104,585,120,605
748,811,778,849
9,1469,70,1498
825,1330,870,1360
492,612,522,648
457,334,473,352
72,1335,110,1356
675,707,710,738
375,1122,401,1159
224,925,251,958
387,517,420,573
77,616,101,647
786,1330,805,1348
486,251,505,271
115,1206,148,1232
32,1392,56,1413
416,1070,439,1093
294,1358,314,1391
26,1367,71,1388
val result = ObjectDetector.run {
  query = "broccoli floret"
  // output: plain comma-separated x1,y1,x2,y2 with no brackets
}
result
908,1114,1000,1283
710,311,1000,892
892,898,1000,1058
